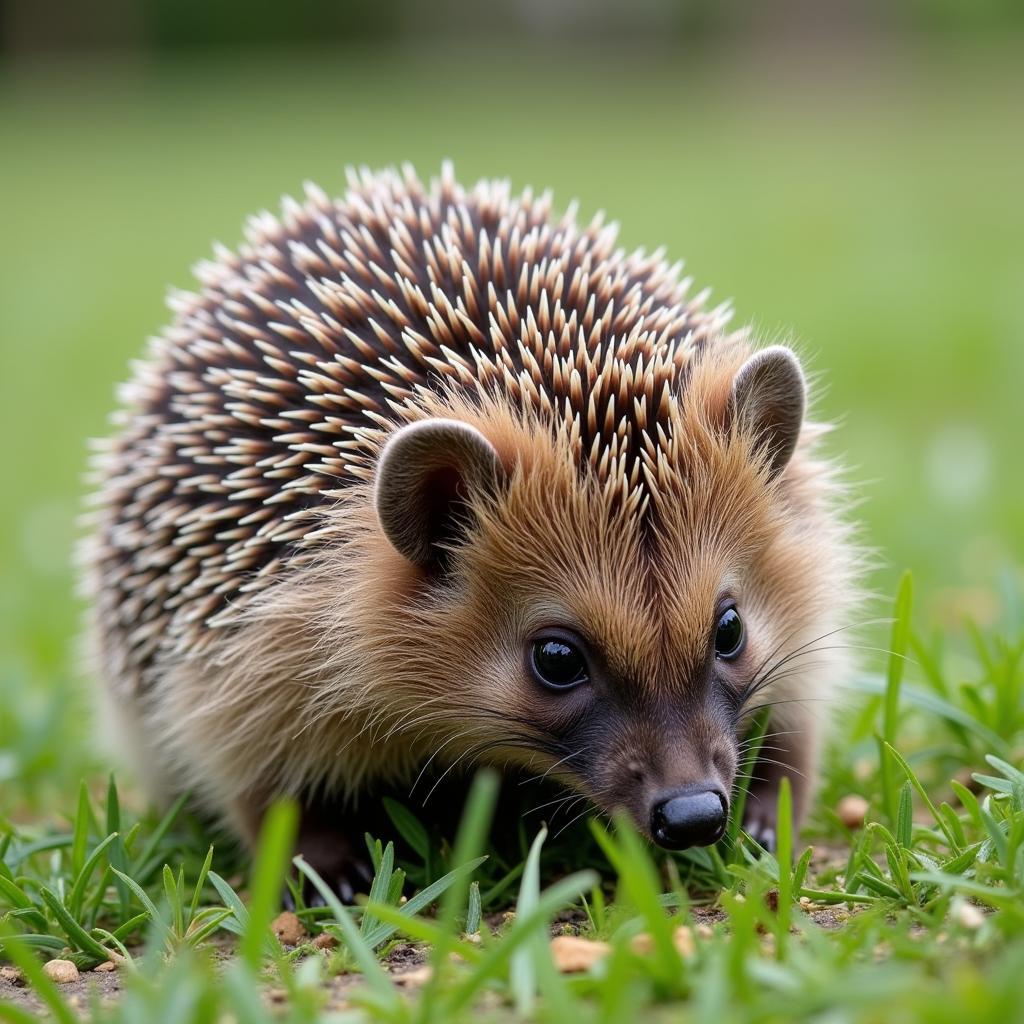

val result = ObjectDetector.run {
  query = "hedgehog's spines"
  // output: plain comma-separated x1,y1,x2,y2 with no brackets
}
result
87,166,745,690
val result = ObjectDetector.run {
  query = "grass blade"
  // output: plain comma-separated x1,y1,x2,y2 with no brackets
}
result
448,870,598,1014
726,708,770,856
189,845,215,922
361,855,488,950
465,881,482,936
360,840,394,938
129,791,189,882
67,831,119,919
208,871,249,936
38,886,114,963
881,572,913,823
775,777,793,956
896,782,913,849
105,776,131,921
382,798,431,860
509,826,546,1016
884,742,961,852
237,800,296,968
70,781,91,878
293,855,398,1007
110,867,173,944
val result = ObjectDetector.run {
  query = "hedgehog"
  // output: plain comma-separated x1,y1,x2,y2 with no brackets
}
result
82,163,858,898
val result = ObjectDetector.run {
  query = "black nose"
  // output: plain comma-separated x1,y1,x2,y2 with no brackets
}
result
650,786,728,850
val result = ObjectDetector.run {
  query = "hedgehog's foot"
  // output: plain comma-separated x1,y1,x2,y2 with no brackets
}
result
740,784,780,854
739,707,818,856
289,799,376,907
740,759,810,857
233,792,376,907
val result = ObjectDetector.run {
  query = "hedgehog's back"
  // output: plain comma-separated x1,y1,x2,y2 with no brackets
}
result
87,165,733,687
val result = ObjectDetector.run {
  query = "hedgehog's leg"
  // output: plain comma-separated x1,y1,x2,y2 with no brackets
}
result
291,796,376,906
230,792,375,906
740,706,820,855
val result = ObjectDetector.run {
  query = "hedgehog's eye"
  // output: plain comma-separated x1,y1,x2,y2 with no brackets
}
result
714,606,745,660
529,636,589,691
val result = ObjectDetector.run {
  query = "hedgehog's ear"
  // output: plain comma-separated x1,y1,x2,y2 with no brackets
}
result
729,346,806,479
374,418,504,571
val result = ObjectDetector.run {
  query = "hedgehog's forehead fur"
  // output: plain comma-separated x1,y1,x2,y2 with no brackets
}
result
384,362,794,692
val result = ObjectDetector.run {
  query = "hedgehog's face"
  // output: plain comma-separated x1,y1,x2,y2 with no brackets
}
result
373,348,828,849
510,607,747,850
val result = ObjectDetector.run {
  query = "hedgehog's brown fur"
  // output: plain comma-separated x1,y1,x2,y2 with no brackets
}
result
83,164,858,875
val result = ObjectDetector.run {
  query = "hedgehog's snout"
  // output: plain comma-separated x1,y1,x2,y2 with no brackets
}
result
649,783,729,850
593,726,736,849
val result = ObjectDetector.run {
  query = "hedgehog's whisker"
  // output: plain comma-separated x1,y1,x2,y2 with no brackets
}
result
737,728,803,749
420,741,495,807
745,757,806,780
741,617,892,705
420,734,538,807
740,775,770,786
738,660,842,705
523,790,580,819
739,696,833,722
531,789,586,821
408,731,473,798
550,802,597,841
744,639,914,707
372,694,451,743
550,794,589,826
408,709,545,801
740,743,790,758
740,618,899,706
518,748,586,787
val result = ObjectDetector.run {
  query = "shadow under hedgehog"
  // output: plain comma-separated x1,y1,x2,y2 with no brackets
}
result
82,164,860,900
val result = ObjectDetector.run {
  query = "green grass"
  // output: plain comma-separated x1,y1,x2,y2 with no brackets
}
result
2,576,1023,1021
2,38,1024,1023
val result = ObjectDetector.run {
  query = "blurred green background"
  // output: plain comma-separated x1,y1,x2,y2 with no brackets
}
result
1,2,1022,791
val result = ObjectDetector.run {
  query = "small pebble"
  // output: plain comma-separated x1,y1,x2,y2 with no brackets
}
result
271,911,307,946
43,960,79,984
94,961,117,973
836,794,869,830
1,966,23,985
312,932,338,951
629,932,655,955
955,901,985,930
673,925,695,958
550,935,611,972
395,966,433,987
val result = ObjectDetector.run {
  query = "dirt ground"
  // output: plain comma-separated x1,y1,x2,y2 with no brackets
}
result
0,847,859,1017
2,961,125,1016
0,938,435,1016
